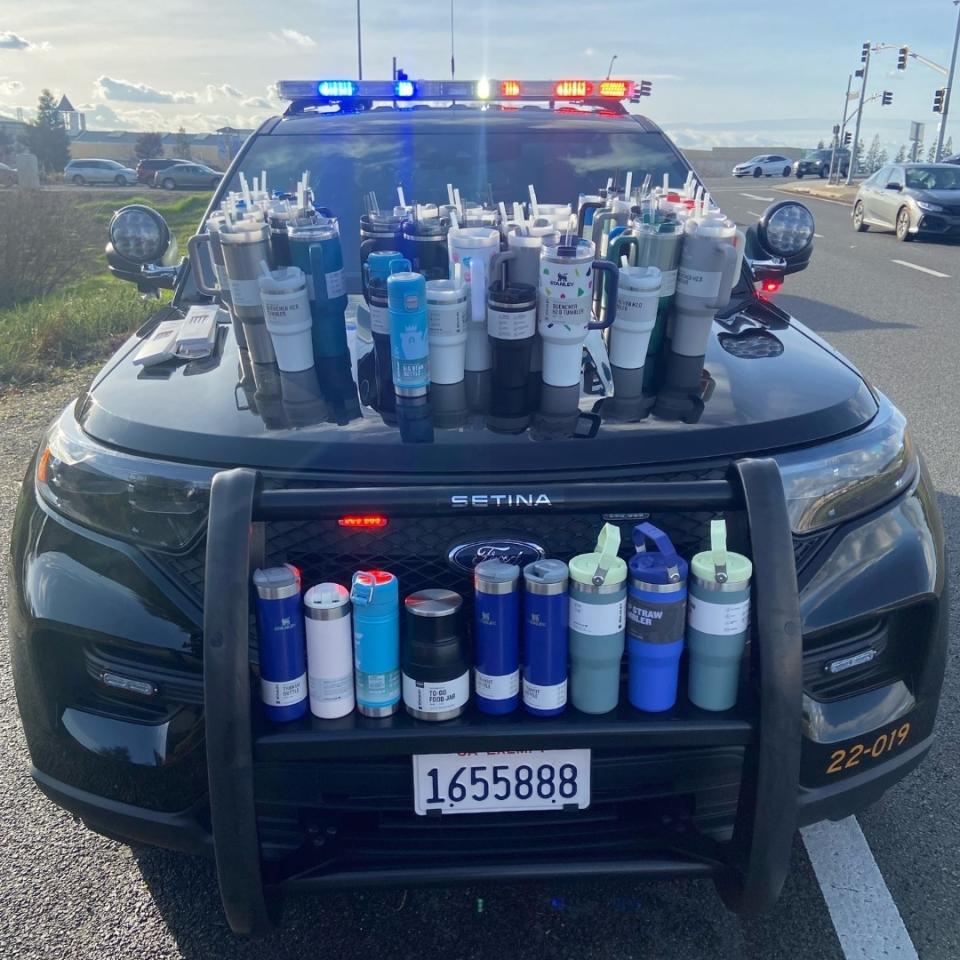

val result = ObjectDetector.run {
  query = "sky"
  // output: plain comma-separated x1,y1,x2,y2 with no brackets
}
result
1,0,959,154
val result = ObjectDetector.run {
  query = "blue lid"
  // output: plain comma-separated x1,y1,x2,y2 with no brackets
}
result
628,523,688,586
387,268,424,312
366,250,405,282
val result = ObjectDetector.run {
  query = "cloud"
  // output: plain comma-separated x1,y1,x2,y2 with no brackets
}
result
0,78,25,96
0,31,50,52
273,28,315,47
242,97,272,109
206,83,243,103
583,48,595,57
94,75,197,104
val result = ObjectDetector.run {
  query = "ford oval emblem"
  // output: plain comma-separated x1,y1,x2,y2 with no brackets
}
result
447,538,546,575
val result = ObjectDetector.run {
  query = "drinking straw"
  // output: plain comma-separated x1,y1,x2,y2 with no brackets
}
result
498,201,508,225
296,182,305,213
449,207,460,230
261,170,268,196
453,187,463,215
641,173,652,198
662,172,669,192
239,172,252,207
513,201,524,226
624,171,633,202
397,185,406,208
447,183,456,206
454,262,462,289
565,213,577,245
369,190,380,214
259,259,272,279
528,184,539,218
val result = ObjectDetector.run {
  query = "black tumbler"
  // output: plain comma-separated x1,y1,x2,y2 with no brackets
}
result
486,281,537,434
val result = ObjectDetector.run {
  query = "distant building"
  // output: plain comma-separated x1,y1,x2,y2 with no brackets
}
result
68,126,255,170
55,94,86,135
0,113,28,144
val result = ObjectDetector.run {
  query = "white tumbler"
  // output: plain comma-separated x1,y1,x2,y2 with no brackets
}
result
258,266,315,373
304,582,355,720
426,277,469,385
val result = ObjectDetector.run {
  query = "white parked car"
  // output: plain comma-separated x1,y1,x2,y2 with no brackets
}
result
64,158,137,186
732,154,794,178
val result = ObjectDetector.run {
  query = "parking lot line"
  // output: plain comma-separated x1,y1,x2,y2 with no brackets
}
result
802,817,919,960
890,259,950,279
740,192,775,201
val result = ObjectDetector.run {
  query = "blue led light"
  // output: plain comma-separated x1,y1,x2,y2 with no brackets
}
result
317,80,357,97
394,80,416,98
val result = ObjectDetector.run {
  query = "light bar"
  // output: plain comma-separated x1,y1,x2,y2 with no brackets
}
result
276,79,638,103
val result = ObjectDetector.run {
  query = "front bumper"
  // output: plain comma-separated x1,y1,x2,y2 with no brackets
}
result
916,210,960,236
9,455,948,933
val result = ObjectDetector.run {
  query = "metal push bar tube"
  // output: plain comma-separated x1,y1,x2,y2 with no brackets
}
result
202,461,801,934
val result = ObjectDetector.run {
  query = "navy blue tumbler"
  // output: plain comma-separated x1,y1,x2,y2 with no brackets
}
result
522,559,569,717
474,559,521,714
253,564,308,722
626,523,688,712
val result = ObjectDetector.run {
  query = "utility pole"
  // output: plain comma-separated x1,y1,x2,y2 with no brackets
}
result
606,54,618,79
848,42,870,184
936,1,960,160
356,0,363,79
831,74,854,183
450,0,456,80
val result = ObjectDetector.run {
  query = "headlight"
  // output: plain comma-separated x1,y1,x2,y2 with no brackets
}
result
773,394,917,534
916,201,944,213
36,406,213,550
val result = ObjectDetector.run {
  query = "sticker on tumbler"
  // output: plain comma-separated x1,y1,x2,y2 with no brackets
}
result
659,269,678,297
688,594,750,635
325,268,346,299
228,278,262,307
676,268,722,299
261,673,306,706
487,307,535,341
522,677,567,710
569,597,626,636
369,303,390,335
309,672,353,703
475,669,520,701
403,672,470,713
627,597,687,642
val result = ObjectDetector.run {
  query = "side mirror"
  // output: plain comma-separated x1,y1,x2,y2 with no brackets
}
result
744,200,815,282
885,182,902,191
105,204,181,296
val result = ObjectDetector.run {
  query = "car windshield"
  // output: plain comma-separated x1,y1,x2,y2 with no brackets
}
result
905,166,960,190
223,120,689,292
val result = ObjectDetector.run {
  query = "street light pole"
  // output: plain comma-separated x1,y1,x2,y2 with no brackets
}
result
847,43,870,185
606,54,618,79
450,0,456,81
831,73,853,183
935,0,960,160
356,0,363,80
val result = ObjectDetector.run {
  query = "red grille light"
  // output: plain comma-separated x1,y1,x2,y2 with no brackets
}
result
338,515,389,530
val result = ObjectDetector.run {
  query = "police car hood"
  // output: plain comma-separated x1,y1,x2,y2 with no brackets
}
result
78,298,877,475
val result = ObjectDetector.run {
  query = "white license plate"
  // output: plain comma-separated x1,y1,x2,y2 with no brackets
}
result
412,749,590,815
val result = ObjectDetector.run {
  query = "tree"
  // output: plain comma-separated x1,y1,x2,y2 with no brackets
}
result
864,133,881,174
134,131,163,159
876,147,889,169
927,142,938,162
817,139,825,149
945,136,954,157
25,88,70,174
174,126,192,159
894,144,907,163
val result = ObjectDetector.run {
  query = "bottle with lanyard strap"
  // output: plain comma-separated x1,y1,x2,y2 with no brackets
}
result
350,570,400,717
626,523,688,712
687,520,752,711
568,523,628,714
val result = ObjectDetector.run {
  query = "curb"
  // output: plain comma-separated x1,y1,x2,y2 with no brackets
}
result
776,182,857,206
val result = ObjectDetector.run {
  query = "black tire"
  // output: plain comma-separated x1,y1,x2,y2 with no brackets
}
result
895,206,913,242
72,174,84,186
162,177,176,191
211,177,219,189
852,200,869,232
753,167,762,178
114,174,126,186
782,165,791,177
796,170,804,179
818,165,828,178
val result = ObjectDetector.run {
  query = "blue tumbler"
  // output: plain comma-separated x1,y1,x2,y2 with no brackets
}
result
253,564,308,722
287,216,361,420
522,559,569,717
350,569,401,717
626,523,688,712
474,559,521,714
387,263,434,443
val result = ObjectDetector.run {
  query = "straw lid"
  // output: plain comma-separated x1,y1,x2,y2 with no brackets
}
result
426,276,468,304
691,519,752,586
252,563,300,599
619,265,662,293
350,569,398,607
568,523,628,588
304,581,351,619
257,265,307,295
628,523,688,588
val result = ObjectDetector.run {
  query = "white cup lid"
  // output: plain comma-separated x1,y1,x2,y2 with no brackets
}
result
426,278,468,303
619,265,662,292
258,266,306,294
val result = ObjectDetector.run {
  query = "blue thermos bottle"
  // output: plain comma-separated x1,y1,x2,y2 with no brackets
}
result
474,559,521,714
287,217,361,420
350,569,401,717
252,564,308,722
626,523,688,712
364,250,406,421
387,263,434,443
522,559,569,717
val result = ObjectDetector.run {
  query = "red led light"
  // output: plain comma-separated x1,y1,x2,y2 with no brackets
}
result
338,515,389,530
500,80,521,97
762,279,782,294
554,79,592,98
599,80,628,98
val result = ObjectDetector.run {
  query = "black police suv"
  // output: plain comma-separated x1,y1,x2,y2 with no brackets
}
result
9,90,948,936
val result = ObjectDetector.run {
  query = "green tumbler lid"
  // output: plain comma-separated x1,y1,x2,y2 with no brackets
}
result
568,523,628,587
691,519,752,585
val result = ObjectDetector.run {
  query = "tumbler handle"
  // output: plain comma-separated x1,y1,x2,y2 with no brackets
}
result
587,260,618,331
576,199,606,238
488,250,515,288
187,233,221,297
607,233,640,269
633,522,682,582
710,240,739,311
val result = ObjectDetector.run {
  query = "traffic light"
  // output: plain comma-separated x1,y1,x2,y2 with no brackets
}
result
882,90,893,106
897,46,909,70
861,42,871,63
934,88,947,113
638,80,652,97
843,131,852,146
855,68,865,78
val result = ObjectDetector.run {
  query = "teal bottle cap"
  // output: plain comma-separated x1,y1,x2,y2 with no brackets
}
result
690,519,752,585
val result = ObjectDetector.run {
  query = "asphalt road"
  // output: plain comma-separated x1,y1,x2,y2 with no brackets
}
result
0,176,957,959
